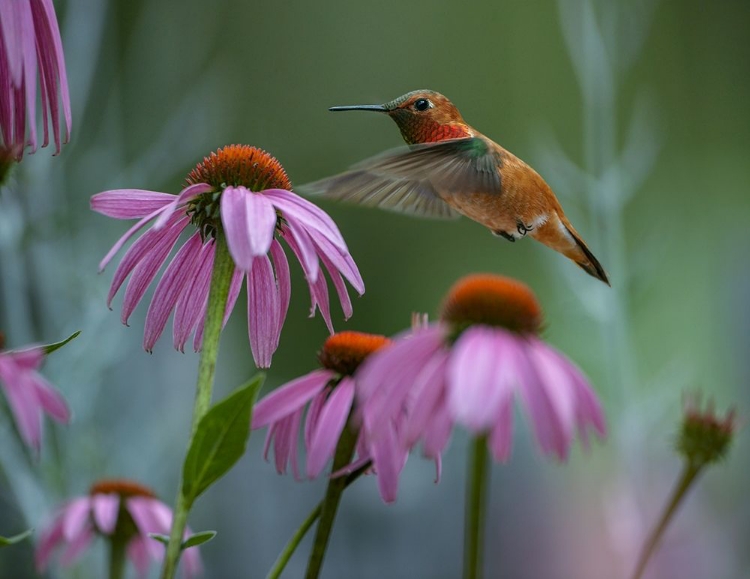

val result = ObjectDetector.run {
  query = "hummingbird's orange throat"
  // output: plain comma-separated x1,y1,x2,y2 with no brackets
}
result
390,111,472,145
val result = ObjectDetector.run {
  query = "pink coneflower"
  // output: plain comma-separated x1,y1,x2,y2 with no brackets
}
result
0,336,70,452
358,274,606,498
253,331,394,483
36,479,202,578
0,0,72,159
91,145,364,368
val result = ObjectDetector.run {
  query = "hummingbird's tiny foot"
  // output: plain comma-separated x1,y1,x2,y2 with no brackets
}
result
493,229,516,243
516,220,533,237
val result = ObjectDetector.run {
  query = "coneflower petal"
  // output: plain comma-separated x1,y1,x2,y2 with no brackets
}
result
307,377,355,479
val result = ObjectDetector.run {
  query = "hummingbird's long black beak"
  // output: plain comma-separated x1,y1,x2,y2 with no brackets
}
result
329,104,387,113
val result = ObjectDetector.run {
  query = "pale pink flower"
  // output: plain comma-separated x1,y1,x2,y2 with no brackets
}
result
357,274,606,499
0,343,69,451
36,479,202,578
91,145,364,368
252,331,405,499
0,0,71,158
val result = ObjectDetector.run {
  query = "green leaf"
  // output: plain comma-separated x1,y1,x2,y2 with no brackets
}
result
43,331,81,355
181,530,217,549
181,374,263,506
148,533,170,546
0,529,33,548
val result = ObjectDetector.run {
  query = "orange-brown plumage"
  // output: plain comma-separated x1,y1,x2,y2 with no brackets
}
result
303,90,609,284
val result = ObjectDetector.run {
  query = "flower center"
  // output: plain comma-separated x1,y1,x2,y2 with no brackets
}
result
89,478,156,499
184,144,292,238
441,274,542,335
318,331,391,376
678,398,736,466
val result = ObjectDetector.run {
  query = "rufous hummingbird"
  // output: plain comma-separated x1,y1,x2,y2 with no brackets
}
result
301,89,609,284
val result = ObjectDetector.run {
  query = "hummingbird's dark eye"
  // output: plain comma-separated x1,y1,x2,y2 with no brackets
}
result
413,98,432,112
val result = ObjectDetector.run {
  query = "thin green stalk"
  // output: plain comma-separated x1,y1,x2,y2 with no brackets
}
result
304,425,359,579
267,461,371,579
108,537,127,579
464,436,489,579
160,233,234,579
631,463,702,579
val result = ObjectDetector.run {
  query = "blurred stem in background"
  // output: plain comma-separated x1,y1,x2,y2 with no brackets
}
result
631,397,736,579
267,461,371,579
108,536,127,579
160,233,234,579
464,436,489,579
304,424,359,579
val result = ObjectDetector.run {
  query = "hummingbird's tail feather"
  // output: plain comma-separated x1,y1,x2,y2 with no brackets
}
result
561,221,610,286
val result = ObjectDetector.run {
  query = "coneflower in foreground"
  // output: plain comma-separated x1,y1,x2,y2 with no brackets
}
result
36,479,202,578
0,337,70,452
0,0,72,159
91,145,364,367
356,274,606,578
253,331,395,486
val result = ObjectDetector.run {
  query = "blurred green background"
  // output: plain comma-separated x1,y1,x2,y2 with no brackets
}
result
0,0,748,577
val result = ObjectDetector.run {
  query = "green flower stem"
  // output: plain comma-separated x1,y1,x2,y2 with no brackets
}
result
464,436,489,579
304,425,359,579
160,233,234,579
108,537,127,579
267,461,371,579
631,463,702,579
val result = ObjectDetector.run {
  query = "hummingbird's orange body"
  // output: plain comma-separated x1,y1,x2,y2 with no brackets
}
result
303,90,609,284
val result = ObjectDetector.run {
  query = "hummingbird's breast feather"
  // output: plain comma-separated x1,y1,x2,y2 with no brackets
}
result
437,142,559,235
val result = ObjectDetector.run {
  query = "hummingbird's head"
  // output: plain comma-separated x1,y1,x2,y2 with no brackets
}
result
330,90,473,145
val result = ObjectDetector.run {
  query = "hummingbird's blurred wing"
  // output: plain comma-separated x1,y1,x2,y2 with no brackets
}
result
298,137,501,219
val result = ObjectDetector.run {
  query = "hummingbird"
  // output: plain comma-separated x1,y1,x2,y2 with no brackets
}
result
301,89,609,285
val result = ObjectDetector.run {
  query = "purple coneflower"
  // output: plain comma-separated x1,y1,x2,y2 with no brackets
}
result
253,331,393,483
358,274,606,498
91,145,364,368
0,0,71,159
0,337,69,452
36,479,202,578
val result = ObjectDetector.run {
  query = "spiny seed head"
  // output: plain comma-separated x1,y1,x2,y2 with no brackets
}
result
441,274,543,335
677,395,736,467
186,144,291,191
89,478,156,499
318,331,391,376
184,145,291,239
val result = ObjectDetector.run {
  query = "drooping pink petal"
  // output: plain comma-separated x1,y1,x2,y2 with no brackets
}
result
402,353,449,447
252,369,333,428
308,229,364,295
0,365,43,450
120,216,190,324
59,526,94,567
126,497,171,559
304,388,327,450
143,232,203,351
287,407,304,481
98,205,182,273
180,542,204,579
319,249,353,319
61,498,92,542
220,186,277,269
447,327,517,433
514,342,570,460
269,239,291,341
358,326,445,433
422,396,453,459
370,423,406,504
264,188,349,251
173,239,215,351
90,190,176,219
307,377,355,478
105,211,185,306
5,347,43,369
192,263,244,353
32,373,71,423
488,397,514,462
272,414,294,475
281,219,319,284
91,494,120,535
36,0,71,142
35,515,64,571
127,536,151,576
247,254,279,368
